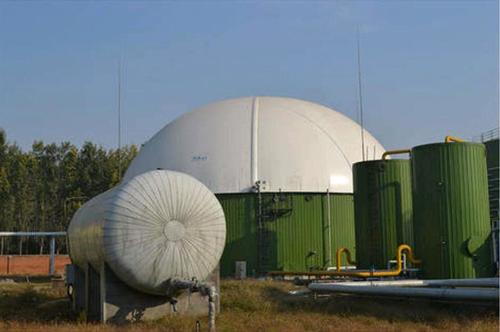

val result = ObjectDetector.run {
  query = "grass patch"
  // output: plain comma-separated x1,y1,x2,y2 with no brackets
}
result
0,279,497,331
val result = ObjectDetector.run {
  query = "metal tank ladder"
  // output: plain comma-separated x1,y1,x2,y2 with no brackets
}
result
255,182,293,275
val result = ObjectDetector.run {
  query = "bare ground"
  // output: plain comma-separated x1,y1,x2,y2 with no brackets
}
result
0,279,497,331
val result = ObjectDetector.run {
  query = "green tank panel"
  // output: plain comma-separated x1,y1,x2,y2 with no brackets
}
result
353,160,414,269
217,194,259,277
217,192,355,277
411,142,493,279
328,194,356,267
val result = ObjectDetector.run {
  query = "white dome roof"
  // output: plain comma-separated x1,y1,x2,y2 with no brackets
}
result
124,96,385,193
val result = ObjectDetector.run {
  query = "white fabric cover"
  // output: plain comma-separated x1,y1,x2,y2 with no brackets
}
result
68,170,226,295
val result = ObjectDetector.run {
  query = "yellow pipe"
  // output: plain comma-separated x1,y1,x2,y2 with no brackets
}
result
336,247,356,272
381,149,411,160
268,244,421,278
445,135,464,143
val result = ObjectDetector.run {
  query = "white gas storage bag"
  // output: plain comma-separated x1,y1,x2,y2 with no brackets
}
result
68,170,226,295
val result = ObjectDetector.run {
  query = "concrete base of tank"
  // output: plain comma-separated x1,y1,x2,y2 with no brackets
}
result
69,263,220,323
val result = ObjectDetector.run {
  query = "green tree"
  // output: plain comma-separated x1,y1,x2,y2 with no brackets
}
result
0,129,139,254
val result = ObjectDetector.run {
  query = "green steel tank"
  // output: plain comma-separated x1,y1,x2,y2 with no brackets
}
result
217,192,356,277
412,139,493,279
353,156,414,269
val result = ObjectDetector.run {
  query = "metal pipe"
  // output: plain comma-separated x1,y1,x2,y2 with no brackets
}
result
314,278,499,288
171,280,217,332
388,253,408,270
269,244,421,278
416,278,499,288
308,283,499,302
326,188,332,266
381,149,411,160
445,135,464,143
49,236,56,275
207,286,217,332
0,232,66,237
336,247,356,272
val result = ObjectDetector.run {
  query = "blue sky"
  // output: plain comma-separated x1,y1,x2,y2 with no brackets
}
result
0,1,498,151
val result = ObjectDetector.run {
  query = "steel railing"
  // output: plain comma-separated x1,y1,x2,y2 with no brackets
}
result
0,231,67,275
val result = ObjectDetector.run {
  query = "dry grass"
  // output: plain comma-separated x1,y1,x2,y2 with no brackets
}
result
0,279,497,331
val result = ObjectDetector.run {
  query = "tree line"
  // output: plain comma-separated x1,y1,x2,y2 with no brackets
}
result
0,129,138,255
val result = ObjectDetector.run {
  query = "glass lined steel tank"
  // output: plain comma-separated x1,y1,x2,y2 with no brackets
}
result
411,141,493,279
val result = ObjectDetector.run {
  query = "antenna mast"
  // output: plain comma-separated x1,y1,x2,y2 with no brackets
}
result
117,59,122,178
356,27,366,161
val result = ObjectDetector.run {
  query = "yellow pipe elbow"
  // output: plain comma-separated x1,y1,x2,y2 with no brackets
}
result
337,244,421,277
445,135,464,143
336,247,356,272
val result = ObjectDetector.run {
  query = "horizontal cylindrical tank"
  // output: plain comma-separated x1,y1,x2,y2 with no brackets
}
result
412,142,493,279
68,170,226,295
353,159,413,269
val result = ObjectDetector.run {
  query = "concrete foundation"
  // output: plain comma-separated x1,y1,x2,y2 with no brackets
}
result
68,263,220,323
